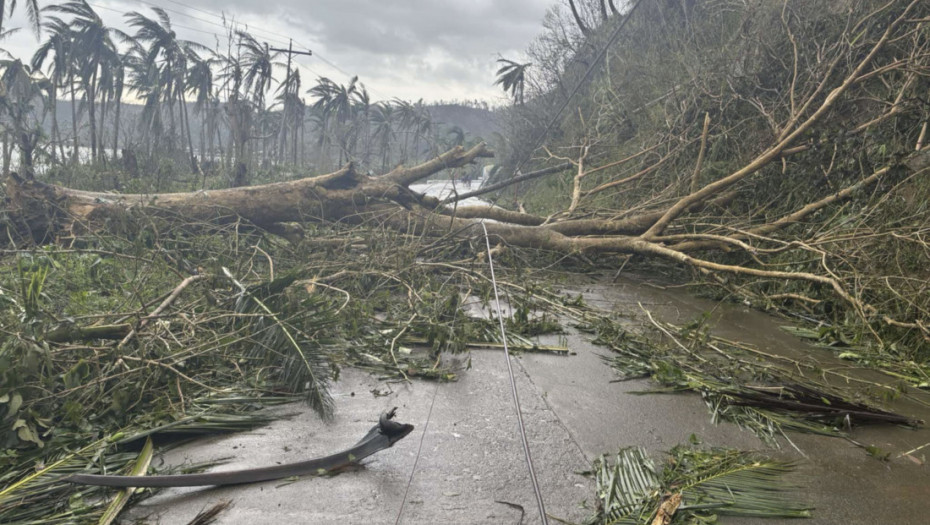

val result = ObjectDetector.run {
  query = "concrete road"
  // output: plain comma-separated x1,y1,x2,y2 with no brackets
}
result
127,277,930,524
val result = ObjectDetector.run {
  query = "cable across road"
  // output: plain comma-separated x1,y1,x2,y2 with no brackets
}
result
480,220,549,524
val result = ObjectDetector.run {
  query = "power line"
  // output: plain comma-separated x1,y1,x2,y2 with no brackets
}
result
162,0,298,47
77,0,391,103
88,2,226,39
479,220,548,525
133,0,362,91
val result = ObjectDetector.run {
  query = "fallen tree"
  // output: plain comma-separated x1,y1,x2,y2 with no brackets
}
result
4,0,930,351
7,143,930,326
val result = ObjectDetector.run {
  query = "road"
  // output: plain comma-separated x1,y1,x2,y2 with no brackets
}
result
128,273,930,524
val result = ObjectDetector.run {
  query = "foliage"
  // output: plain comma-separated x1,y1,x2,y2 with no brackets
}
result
0,207,567,523
594,313,919,446
586,445,811,524
492,0,930,370
0,1,496,187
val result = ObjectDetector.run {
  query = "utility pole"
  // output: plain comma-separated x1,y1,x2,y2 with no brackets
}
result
270,40,312,164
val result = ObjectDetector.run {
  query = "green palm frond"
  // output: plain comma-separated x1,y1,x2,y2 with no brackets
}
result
0,396,286,524
600,317,916,444
588,446,811,525
593,447,661,524
226,268,335,419
670,446,811,519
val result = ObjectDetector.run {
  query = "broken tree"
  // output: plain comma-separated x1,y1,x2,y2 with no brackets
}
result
5,0,930,351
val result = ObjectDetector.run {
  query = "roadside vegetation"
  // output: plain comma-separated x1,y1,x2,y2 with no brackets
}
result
1,0,929,523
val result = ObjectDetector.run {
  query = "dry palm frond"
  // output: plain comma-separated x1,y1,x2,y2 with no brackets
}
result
186,500,232,525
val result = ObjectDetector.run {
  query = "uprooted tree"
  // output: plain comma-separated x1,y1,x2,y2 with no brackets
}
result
4,0,930,354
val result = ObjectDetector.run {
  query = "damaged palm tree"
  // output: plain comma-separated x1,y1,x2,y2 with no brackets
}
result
5,0,930,365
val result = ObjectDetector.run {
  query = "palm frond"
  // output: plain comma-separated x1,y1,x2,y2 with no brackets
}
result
587,445,811,524
226,268,335,419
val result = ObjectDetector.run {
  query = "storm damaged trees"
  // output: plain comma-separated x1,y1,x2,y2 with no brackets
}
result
5,0,930,352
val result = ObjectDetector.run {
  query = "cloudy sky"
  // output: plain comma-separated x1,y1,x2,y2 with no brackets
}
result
1,0,555,104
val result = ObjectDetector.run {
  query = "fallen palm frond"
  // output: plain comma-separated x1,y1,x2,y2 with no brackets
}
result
586,445,811,524
98,437,154,525
594,309,920,445
186,500,233,525
0,395,286,524
0,215,580,523
226,267,336,418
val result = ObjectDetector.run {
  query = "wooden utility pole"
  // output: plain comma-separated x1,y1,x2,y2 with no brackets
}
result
270,40,312,164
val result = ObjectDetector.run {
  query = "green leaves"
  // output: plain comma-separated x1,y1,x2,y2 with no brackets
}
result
588,445,812,525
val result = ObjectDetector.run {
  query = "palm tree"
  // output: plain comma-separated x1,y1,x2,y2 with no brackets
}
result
370,101,395,171
31,15,72,163
446,125,465,147
108,52,124,157
413,101,431,163
237,31,278,109
0,59,53,174
123,40,164,154
0,0,41,36
125,8,206,169
393,98,417,163
238,31,280,162
309,76,363,167
350,83,370,164
216,46,252,184
273,67,303,165
48,0,120,161
494,58,531,105
187,53,215,167
292,91,305,166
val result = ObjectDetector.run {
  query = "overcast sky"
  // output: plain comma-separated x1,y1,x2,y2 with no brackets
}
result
0,0,555,104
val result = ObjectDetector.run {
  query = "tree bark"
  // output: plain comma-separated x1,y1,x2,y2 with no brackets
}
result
5,143,493,239
6,141,927,319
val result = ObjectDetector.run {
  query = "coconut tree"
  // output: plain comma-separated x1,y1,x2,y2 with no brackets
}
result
370,101,395,171
48,0,120,161
125,8,206,169
31,15,72,163
309,76,363,167
292,90,305,166
0,0,41,35
273,67,303,165
215,46,253,184
187,53,215,167
0,59,53,174
412,101,431,163
494,58,531,105
237,31,280,162
109,51,124,156
124,38,165,155
350,82,370,164
393,98,417,163
93,48,120,160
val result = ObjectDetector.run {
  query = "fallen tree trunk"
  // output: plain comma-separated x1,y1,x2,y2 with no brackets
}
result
4,144,494,240
5,138,930,336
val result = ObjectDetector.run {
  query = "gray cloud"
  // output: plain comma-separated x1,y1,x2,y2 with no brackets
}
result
1,0,553,103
